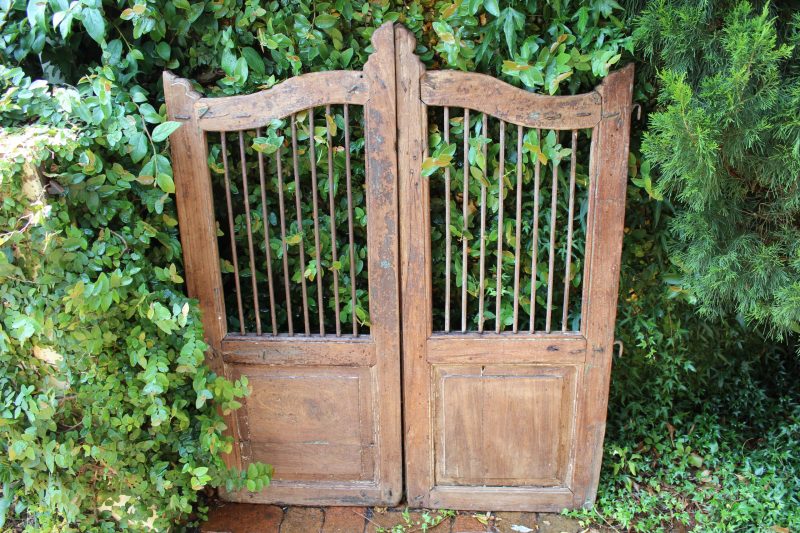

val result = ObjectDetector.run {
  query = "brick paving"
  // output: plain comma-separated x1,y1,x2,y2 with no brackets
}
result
200,504,589,532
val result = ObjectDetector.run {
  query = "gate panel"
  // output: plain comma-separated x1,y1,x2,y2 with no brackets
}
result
165,22,402,506
397,24,633,511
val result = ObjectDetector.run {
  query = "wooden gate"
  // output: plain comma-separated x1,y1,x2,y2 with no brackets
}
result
164,22,632,510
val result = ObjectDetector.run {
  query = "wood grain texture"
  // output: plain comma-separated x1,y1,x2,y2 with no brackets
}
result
163,72,241,470
396,24,433,508
434,365,577,487
221,335,375,366
231,365,374,483
572,63,634,508
361,21,404,506
421,71,602,129
426,333,586,364
195,71,368,131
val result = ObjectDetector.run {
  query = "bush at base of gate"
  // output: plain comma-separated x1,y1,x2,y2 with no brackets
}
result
2,0,799,531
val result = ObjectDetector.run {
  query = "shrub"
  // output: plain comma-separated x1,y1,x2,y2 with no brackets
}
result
637,0,800,340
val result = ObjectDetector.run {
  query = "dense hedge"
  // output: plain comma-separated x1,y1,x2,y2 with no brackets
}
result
1,0,798,530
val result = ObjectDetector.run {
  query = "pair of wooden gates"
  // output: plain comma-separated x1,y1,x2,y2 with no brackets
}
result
164,23,633,511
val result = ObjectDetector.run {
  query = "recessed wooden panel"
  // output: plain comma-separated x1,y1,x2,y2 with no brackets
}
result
232,365,375,482
434,365,577,487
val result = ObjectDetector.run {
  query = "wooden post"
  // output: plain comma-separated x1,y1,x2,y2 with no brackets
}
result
395,25,432,508
573,63,634,507
363,22,404,505
163,72,241,470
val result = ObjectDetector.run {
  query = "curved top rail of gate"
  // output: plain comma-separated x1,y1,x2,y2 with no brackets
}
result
169,27,607,133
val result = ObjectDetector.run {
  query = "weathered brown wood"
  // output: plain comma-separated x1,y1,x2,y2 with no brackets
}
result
428,486,574,513
399,58,631,512
165,23,403,508
433,365,577,486
427,333,586,364
195,71,369,131
572,63,634,509
362,21,404,505
421,71,602,129
396,25,432,508
163,72,240,470
166,28,632,512
222,335,375,366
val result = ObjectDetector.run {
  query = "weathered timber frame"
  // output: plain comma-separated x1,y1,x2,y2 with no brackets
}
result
396,27,633,511
164,21,633,510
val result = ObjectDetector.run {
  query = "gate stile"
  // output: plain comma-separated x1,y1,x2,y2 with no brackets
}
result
165,21,633,510
164,23,402,505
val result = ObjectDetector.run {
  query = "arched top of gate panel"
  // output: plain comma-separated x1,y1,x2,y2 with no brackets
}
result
163,22,398,132
420,71,603,130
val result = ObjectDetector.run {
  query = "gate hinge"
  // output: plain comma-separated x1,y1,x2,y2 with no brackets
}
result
613,340,624,358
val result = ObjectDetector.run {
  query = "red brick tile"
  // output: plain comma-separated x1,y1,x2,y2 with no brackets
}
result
492,512,538,533
281,507,324,533
201,503,283,533
322,507,367,533
537,514,581,533
451,513,492,533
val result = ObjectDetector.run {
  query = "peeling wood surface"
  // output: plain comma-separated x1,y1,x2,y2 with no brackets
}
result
194,71,368,131
421,70,602,129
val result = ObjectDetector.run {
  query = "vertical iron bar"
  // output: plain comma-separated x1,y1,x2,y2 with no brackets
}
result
326,105,341,336
461,109,470,332
495,120,505,333
291,114,311,335
444,107,451,332
256,128,278,336
309,108,326,336
512,125,523,333
477,113,488,333
562,129,578,331
239,131,262,335
545,131,559,333
221,132,245,334
275,140,293,335
344,105,358,336
529,129,541,333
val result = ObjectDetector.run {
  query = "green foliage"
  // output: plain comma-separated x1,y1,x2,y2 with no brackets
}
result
0,68,271,530
375,508,456,533
0,0,632,528
637,0,800,340
568,157,800,530
2,0,800,530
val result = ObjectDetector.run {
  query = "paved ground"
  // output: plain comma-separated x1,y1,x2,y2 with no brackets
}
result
200,504,590,533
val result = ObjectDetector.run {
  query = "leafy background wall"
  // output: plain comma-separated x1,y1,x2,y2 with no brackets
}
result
0,0,798,530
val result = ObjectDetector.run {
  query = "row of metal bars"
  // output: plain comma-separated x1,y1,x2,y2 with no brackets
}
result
219,105,360,337
437,108,581,334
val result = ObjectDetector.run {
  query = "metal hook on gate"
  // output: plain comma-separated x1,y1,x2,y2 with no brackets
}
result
632,103,642,121
613,340,624,358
